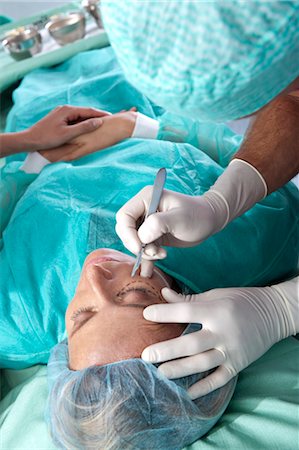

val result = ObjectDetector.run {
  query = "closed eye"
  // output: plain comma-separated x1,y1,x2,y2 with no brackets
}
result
117,287,158,307
117,285,159,299
70,309,98,338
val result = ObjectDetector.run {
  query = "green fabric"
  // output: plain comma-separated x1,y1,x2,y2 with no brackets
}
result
0,47,298,370
157,112,243,168
0,15,11,26
0,337,298,449
0,84,16,133
101,1,299,121
0,3,109,93
0,366,57,450
0,162,36,249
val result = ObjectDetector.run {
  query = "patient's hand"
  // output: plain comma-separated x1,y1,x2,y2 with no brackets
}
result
39,110,137,162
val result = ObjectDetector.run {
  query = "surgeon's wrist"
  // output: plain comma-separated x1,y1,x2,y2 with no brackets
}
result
202,190,230,231
271,277,299,338
209,159,267,224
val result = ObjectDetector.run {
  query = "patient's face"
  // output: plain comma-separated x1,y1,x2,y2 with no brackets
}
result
66,249,184,370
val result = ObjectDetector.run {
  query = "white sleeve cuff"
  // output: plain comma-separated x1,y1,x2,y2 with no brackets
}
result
131,112,159,139
21,152,50,174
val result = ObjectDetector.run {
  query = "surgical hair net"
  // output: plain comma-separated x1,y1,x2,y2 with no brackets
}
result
101,1,299,121
46,325,236,450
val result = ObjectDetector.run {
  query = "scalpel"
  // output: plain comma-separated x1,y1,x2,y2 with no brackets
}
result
131,168,167,277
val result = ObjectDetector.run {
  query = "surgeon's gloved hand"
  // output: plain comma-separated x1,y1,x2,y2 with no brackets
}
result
141,278,298,399
117,189,226,258
116,159,268,261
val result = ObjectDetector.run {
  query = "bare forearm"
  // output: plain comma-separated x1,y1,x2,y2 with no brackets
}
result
234,92,299,193
0,130,34,158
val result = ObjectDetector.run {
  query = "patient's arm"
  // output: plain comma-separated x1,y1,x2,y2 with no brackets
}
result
40,109,241,167
40,111,137,162
155,111,242,167
0,111,137,242
0,106,109,158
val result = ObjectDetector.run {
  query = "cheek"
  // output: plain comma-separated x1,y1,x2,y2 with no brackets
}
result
153,323,186,343
130,323,185,356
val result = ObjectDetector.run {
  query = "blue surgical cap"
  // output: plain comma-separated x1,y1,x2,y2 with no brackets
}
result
101,1,299,121
46,325,236,449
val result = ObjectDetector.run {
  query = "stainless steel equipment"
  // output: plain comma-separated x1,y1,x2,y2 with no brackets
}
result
45,12,86,46
81,0,103,29
2,26,42,60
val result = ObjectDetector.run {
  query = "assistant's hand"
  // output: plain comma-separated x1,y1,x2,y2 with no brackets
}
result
141,280,298,399
27,105,111,151
39,110,137,162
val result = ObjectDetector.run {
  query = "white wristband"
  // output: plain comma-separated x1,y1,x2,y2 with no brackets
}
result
132,112,159,139
21,152,50,174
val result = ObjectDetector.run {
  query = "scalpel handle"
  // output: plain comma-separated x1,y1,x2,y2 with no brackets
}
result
146,168,167,217
131,168,167,277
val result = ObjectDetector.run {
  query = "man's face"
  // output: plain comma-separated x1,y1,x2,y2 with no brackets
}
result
66,249,184,370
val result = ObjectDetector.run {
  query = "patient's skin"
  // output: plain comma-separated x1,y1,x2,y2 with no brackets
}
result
66,249,185,370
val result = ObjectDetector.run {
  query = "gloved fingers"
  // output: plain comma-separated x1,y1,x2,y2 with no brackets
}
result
158,349,225,379
115,220,142,255
161,287,183,303
188,365,232,399
162,288,221,304
140,259,154,278
161,287,197,303
115,186,153,254
143,243,167,260
138,210,175,245
141,329,215,363
143,301,203,324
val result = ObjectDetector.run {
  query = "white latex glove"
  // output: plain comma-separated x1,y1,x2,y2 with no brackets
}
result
141,277,298,399
115,159,268,265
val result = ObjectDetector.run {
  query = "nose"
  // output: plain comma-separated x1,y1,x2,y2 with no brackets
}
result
87,263,113,281
85,264,114,306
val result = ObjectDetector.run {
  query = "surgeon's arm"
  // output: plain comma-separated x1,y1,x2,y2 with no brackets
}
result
0,154,48,247
234,92,299,193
